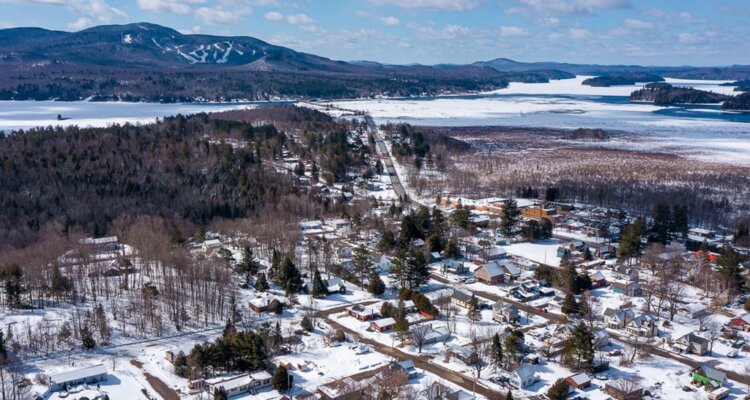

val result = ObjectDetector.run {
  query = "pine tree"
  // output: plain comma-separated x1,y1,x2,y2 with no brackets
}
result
394,316,410,341
389,249,409,289
301,316,314,332
273,364,291,391
240,246,260,285
505,391,514,400
407,249,430,289
717,246,745,294
279,257,303,297
254,272,269,292
561,292,579,315
618,219,645,263
547,378,569,400
491,333,504,371
352,245,373,287
561,322,595,372
81,326,96,350
0,328,7,363
500,198,520,237
311,270,328,298
366,272,386,295
651,204,672,244
468,294,481,321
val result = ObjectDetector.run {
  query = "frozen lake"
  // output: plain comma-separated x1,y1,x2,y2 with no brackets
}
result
0,101,274,132
325,76,750,165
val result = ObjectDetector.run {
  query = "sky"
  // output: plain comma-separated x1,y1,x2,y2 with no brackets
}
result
0,0,748,66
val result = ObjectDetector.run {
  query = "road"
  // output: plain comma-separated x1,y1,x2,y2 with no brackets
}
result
365,115,419,206
317,301,504,398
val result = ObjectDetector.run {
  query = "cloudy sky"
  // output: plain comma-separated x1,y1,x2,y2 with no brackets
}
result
1,0,748,66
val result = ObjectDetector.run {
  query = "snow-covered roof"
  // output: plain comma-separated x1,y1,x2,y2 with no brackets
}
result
479,262,503,277
49,364,107,384
371,317,396,328
79,236,118,245
567,373,590,386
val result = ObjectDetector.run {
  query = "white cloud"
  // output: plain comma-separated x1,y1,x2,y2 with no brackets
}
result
368,0,481,11
178,25,202,34
0,21,15,28
263,11,283,21
137,0,204,15
622,18,654,30
396,41,411,49
569,27,592,39
9,0,126,23
536,17,560,27
520,0,630,15
413,24,472,39
195,5,249,24
264,11,315,25
678,32,704,43
67,17,92,30
548,32,563,41
499,26,529,37
379,16,400,26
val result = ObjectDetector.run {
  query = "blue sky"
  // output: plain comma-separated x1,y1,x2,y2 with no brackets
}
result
1,0,748,66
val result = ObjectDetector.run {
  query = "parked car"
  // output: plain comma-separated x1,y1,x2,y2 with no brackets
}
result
727,348,739,358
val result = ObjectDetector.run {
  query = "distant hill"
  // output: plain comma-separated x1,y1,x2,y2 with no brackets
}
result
582,73,664,87
723,92,750,111
1,23,750,102
475,58,750,80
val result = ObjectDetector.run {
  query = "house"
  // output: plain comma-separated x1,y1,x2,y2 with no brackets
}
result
370,317,396,332
49,364,108,392
395,360,417,379
565,373,591,390
450,290,474,309
556,246,571,258
492,300,519,323
605,379,644,400
625,314,657,337
300,220,323,232
508,365,538,389
78,236,120,254
475,262,504,284
430,252,443,263
348,304,379,321
422,325,451,344
448,345,477,366
568,240,585,251
248,296,285,313
421,382,474,400
593,330,610,349
442,259,468,275
675,332,710,356
499,260,522,282
692,364,727,388
521,206,558,221
208,371,273,398
610,279,641,297
589,271,606,287
606,308,635,329
681,303,709,319
374,255,393,272
594,245,616,259
688,228,715,240
487,247,507,260
202,239,222,255
729,313,750,331
306,278,347,295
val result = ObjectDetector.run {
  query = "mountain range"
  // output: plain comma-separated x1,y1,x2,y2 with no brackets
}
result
1,22,749,102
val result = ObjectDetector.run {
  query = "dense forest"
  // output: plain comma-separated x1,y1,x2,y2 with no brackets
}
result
0,106,369,249
629,83,730,105
722,92,750,111
581,73,664,87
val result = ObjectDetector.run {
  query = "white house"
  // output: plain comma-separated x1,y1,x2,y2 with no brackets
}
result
49,364,108,392
508,365,538,389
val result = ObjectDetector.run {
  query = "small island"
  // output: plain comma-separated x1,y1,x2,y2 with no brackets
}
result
719,79,750,92
722,92,750,111
582,72,664,87
629,82,730,105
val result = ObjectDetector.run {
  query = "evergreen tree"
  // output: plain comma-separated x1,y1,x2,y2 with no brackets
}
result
582,247,593,261
0,328,7,363
561,292,579,315
717,247,745,294
561,322,595,372
0,263,24,308
375,159,383,175
279,257,303,297
81,326,96,350
310,160,319,181
505,391,514,400
467,294,481,322
366,271,386,295
500,198,520,237
651,203,672,244
378,229,396,251
273,364,291,391
352,245,373,287
394,316,410,342
389,249,410,289
254,272,269,292
539,218,553,240
240,246,260,285
214,387,228,400
490,333,504,371
301,316,314,332
444,239,461,259
618,219,645,263
450,208,471,229
294,161,305,176
311,270,328,298
407,249,430,289
671,205,689,238
547,378,569,400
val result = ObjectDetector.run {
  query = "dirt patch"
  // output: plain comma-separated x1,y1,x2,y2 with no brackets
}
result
130,359,179,400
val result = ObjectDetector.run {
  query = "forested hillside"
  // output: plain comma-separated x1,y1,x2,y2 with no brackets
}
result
0,106,369,249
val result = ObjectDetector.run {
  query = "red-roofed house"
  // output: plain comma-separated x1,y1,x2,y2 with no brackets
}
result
729,313,750,332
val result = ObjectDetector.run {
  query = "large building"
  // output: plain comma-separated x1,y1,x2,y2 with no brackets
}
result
49,364,108,392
